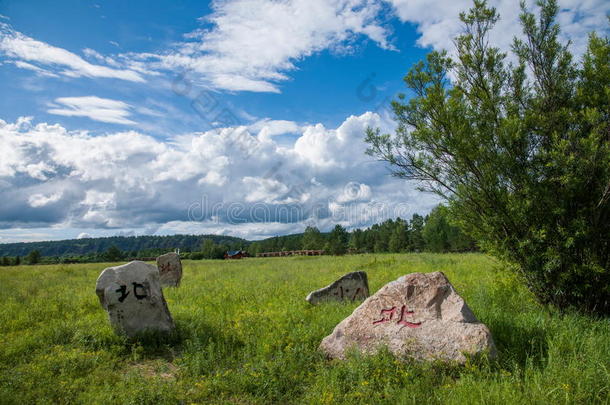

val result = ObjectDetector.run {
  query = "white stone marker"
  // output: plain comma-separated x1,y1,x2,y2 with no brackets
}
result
95,261,175,337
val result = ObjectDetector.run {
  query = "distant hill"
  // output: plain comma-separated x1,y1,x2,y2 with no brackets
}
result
0,234,249,257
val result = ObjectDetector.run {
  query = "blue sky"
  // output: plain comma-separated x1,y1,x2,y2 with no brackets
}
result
0,0,608,243
0,0,422,133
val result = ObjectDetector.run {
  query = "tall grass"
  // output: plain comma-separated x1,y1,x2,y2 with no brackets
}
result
0,254,608,404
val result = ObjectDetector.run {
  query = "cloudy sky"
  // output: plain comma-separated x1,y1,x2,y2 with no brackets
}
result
0,0,608,243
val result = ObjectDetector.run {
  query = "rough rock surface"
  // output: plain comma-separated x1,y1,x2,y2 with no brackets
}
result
95,261,175,336
319,272,496,363
156,252,182,287
306,271,369,305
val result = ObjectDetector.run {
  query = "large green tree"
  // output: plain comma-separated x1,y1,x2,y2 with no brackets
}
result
103,245,123,262
388,218,409,252
201,239,226,259
423,205,475,252
349,228,366,252
301,226,324,250
326,224,349,255
26,250,41,265
366,0,610,313
408,214,425,252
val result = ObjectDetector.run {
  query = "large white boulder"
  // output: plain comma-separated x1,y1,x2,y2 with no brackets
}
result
95,261,175,337
319,271,496,363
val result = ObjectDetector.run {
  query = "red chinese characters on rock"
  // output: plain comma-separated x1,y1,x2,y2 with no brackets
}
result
372,305,421,328
159,263,170,274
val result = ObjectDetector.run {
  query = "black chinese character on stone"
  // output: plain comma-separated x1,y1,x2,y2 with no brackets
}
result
115,285,130,302
115,282,148,302
132,282,147,300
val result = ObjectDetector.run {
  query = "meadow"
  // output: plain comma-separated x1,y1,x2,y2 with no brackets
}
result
0,253,608,404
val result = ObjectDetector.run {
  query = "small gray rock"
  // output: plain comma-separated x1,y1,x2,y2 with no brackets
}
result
95,261,175,337
306,271,369,305
319,271,496,363
156,252,182,287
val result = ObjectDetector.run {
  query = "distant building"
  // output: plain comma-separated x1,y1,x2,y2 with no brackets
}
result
224,250,248,259
256,250,325,257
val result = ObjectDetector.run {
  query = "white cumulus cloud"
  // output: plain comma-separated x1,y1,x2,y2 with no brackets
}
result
0,22,145,82
28,192,63,207
136,0,393,92
387,0,610,60
47,96,136,125
0,112,435,237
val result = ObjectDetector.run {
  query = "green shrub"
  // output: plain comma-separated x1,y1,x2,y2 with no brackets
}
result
366,1,610,314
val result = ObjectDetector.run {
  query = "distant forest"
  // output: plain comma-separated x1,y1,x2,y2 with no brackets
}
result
0,205,475,265
0,234,247,264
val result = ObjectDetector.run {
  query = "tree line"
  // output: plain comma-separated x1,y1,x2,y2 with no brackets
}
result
0,204,475,265
0,234,247,258
246,205,475,256
0,234,247,264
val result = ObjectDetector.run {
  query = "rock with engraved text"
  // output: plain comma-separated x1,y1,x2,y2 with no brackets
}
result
306,271,369,305
319,272,496,363
95,261,175,337
156,252,182,287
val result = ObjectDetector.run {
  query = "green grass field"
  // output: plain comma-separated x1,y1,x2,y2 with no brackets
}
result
1,253,608,404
